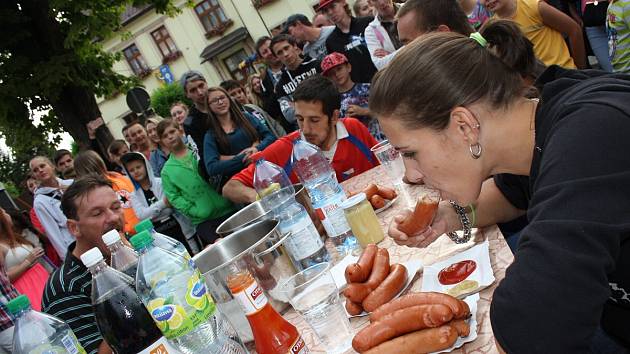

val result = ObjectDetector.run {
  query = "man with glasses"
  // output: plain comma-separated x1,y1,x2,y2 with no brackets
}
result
320,0,377,84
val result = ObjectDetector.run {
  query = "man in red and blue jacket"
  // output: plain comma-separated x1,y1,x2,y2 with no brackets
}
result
223,75,378,204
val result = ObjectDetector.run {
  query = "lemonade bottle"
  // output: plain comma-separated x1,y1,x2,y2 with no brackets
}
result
134,218,191,259
7,295,87,354
130,230,246,354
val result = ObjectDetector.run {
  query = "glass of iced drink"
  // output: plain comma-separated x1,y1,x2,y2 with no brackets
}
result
280,262,353,353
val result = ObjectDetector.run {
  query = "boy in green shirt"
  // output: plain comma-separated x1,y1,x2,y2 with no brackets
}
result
157,119,235,245
608,0,630,73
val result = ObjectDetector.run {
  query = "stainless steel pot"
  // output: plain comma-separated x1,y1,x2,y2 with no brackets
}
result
215,200,271,237
193,219,297,343
215,183,327,238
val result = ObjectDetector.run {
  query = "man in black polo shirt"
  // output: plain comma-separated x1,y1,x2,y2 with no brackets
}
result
320,0,377,84
270,34,322,131
42,175,125,354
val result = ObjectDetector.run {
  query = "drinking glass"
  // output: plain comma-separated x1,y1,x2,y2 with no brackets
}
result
280,262,353,353
371,140,405,186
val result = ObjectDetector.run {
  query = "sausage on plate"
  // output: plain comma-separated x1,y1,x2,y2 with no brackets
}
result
352,304,454,352
345,244,377,283
364,183,379,200
343,283,372,303
370,292,468,322
362,263,408,312
376,185,397,200
364,248,390,291
345,300,364,316
370,194,386,209
362,324,459,354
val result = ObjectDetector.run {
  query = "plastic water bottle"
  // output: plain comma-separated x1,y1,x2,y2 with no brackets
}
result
292,139,358,255
254,159,330,270
135,218,191,259
102,229,138,278
7,295,87,354
130,230,246,354
80,247,178,354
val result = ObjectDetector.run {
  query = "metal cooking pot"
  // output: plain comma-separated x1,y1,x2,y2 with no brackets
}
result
215,183,327,238
193,219,297,343
215,200,271,237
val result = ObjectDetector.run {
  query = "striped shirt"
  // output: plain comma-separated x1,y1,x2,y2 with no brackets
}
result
607,0,630,73
41,243,101,354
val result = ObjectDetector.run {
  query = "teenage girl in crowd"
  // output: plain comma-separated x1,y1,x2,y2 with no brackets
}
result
372,23,630,353
0,208,50,311
146,117,169,176
29,156,74,260
203,87,276,189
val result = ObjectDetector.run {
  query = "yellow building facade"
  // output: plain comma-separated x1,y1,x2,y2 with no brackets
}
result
98,0,359,138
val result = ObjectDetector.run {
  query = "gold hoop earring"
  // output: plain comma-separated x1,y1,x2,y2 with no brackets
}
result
469,143,482,159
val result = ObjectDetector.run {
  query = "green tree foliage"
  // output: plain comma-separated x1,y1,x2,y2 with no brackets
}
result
151,83,193,118
0,0,181,194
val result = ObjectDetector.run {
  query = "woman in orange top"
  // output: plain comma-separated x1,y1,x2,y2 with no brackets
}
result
74,150,140,236
483,0,586,69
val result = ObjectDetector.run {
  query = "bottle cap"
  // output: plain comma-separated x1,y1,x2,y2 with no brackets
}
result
134,219,154,233
340,193,367,209
6,295,31,315
101,229,121,247
129,230,153,250
80,247,104,268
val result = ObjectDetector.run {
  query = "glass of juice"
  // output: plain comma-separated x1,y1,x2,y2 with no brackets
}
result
280,262,353,353
341,193,385,247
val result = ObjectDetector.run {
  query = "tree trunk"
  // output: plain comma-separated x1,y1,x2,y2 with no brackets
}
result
50,85,114,155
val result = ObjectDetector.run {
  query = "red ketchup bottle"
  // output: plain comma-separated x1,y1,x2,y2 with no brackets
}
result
227,268,309,354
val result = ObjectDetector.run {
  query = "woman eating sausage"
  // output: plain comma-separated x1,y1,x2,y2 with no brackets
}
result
370,31,629,353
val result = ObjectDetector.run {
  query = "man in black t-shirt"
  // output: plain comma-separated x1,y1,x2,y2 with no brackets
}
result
270,34,322,131
179,70,211,179
319,0,377,84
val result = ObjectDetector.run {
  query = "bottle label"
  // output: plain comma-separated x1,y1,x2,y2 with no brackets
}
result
289,336,309,354
60,332,87,354
146,271,217,339
233,279,268,315
314,193,351,237
137,336,180,354
280,214,324,261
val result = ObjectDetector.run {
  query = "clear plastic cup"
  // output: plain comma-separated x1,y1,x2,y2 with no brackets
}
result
280,263,353,353
370,140,405,185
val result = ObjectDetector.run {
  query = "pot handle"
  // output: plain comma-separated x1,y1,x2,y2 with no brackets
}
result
254,231,292,264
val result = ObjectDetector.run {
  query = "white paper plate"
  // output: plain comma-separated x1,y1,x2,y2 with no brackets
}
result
421,241,495,298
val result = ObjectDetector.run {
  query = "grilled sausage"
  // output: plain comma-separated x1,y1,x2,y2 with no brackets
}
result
362,325,458,354
376,185,397,200
364,248,390,291
352,304,454,352
345,244,377,283
362,263,408,312
370,292,468,322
